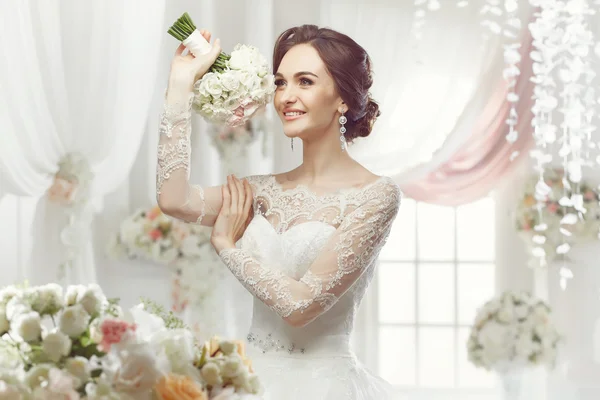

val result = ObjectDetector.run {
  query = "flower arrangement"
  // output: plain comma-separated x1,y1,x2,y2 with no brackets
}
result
168,13,275,127
107,206,223,313
0,283,262,399
466,290,561,372
207,109,270,161
515,168,600,263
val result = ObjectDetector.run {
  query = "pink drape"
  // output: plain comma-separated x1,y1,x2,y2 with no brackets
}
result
399,36,535,206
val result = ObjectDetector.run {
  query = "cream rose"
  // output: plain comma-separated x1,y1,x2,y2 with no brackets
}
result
14,311,42,343
59,304,90,338
42,330,72,362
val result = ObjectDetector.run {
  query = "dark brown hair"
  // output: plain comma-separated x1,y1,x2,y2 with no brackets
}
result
273,24,381,142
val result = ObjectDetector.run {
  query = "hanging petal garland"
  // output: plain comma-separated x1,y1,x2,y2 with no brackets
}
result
47,152,94,280
515,168,600,268
411,0,470,41
410,1,600,287
525,1,600,287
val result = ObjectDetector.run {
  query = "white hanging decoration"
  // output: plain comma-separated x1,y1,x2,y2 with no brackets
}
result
47,152,95,280
525,0,599,286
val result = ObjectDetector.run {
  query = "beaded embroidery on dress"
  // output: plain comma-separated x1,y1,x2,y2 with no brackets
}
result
156,95,402,399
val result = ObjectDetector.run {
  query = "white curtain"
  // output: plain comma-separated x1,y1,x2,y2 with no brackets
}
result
0,0,166,285
320,0,532,183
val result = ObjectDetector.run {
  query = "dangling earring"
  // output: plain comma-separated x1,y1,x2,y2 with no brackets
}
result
339,111,347,151
291,137,294,151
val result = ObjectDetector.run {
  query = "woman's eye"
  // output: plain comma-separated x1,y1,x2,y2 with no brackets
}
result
274,79,285,87
299,78,313,86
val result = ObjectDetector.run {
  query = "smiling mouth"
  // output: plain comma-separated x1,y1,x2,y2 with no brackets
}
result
283,111,306,120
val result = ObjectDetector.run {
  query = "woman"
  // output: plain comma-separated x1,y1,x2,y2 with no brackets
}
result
157,24,401,399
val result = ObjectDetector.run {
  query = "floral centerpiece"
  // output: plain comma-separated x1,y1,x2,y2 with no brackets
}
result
515,168,600,265
467,290,561,397
0,283,262,399
107,205,223,315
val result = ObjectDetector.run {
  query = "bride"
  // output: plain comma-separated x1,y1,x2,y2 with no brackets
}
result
157,24,401,399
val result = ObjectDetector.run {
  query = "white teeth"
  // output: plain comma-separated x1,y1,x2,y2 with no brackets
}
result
285,112,304,116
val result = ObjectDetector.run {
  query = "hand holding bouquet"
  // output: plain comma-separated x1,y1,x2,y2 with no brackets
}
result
168,13,275,127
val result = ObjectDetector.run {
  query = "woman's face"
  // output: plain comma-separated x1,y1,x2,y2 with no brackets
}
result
274,44,344,140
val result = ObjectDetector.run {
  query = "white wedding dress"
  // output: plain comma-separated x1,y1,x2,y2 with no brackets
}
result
156,93,401,399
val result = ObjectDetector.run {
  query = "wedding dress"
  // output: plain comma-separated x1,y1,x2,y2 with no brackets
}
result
157,93,402,399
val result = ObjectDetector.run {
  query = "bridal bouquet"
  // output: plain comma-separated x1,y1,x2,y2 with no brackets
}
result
0,283,262,399
466,290,561,372
168,13,276,127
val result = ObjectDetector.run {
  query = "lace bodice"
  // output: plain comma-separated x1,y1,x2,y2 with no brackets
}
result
156,91,402,356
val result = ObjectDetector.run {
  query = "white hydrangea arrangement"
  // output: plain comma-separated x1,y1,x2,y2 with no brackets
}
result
0,283,262,399
466,290,561,372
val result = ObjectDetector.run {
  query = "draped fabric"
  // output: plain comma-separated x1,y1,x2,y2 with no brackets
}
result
0,0,166,284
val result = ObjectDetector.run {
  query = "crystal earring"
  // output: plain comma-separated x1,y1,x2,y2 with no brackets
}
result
339,111,347,151
291,137,294,151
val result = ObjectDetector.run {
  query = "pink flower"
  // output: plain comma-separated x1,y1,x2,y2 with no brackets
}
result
148,228,163,241
547,202,559,214
47,177,79,205
99,318,136,352
146,206,162,221
584,190,596,200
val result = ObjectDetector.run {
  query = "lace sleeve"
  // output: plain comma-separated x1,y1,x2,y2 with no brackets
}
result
218,181,401,327
155,90,222,226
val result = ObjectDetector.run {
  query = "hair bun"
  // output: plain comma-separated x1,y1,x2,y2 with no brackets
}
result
348,98,380,140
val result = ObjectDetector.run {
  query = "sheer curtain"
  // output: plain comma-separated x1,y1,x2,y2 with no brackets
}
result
320,0,532,183
0,0,166,285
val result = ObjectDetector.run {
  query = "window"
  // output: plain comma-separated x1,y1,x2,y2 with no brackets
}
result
375,197,497,395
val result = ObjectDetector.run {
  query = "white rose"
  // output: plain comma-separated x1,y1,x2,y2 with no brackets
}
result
514,304,530,320
25,364,52,389
201,362,223,386
64,357,91,387
59,304,90,338
0,286,21,307
88,318,103,344
76,284,106,317
0,308,9,335
14,311,42,343
108,347,162,394
29,284,64,315
85,378,125,400
42,330,72,362
64,285,86,307
205,78,224,97
0,379,29,399
150,329,195,374
221,354,243,378
496,305,514,323
5,297,31,321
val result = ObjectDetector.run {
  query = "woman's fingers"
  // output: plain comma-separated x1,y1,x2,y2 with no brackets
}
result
228,175,238,214
233,176,245,215
242,179,253,218
221,184,231,213
200,30,212,42
175,43,186,56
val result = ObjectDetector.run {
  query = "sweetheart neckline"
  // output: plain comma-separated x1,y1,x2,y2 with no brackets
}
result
251,214,337,236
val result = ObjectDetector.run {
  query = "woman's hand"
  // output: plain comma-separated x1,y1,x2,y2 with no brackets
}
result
210,175,254,253
168,29,222,91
